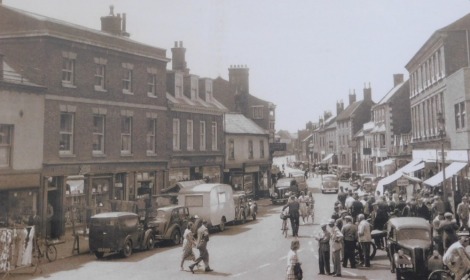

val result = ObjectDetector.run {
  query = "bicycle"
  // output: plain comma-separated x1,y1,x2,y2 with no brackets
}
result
280,213,289,238
34,236,58,262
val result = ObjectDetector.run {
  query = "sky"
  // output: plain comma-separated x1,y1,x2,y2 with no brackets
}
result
4,0,470,133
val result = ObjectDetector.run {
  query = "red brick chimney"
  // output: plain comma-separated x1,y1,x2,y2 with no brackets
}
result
171,41,189,74
229,65,249,94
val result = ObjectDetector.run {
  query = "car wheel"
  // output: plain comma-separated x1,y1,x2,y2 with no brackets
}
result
171,229,181,245
219,219,226,232
146,235,155,250
121,239,132,258
94,252,104,259
395,269,401,280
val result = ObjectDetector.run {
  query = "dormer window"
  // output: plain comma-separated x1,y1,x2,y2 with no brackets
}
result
190,76,198,100
206,80,213,102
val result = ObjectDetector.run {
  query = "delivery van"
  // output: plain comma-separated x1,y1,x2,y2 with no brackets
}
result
178,183,235,231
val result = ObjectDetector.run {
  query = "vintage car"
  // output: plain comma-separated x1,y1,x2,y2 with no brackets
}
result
233,191,250,224
271,183,292,205
337,165,352,181
386,217,432,280
320,174,339,194
89,212,154,259
288,171,308,193
360,174,378,192
145,205,190,245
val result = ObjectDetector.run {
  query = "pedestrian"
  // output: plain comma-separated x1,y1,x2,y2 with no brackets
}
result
433,212,445,255
189,220,213,273
298,192,308,225
357,214,372,268
315,224,331,275
286,240,301,280
331,219,343,277
457,196,470,231
181,222,196,270
341,216,357,268
443,234,470,280
439,212,459,253
350,193,364,223
337,186,347,208
283,196,300,237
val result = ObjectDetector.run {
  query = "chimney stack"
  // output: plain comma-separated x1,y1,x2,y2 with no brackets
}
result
393,74,404,87
336,100,344,116
101,6,129,37
349,90,356,105
228,65,250,94
171,41,189,74
363,83,372,101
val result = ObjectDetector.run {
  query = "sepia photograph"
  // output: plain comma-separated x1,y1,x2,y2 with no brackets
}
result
2,0,470,279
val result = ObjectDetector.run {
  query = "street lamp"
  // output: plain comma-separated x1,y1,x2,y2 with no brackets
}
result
437,112,447,201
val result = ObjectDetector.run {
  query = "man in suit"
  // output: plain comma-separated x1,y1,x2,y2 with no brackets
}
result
189,220,213,273
283,196,300,237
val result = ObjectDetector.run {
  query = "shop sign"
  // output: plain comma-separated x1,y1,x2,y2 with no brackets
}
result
245,166,260,173
396,178,409,186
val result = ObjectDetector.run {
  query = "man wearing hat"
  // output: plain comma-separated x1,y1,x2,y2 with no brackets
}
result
315,223,331,275
457,196,470,231
357,214,372,267
439,212,459,253
433,212,445,255
283,195,300,237
337,186,347,208
443,233,470,280
341,216,357,269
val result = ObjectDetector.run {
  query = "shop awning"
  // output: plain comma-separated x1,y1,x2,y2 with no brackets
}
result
321,153,334,162
376,159,424,195
402,174,422,183
376,158,395,167
423,162,468,187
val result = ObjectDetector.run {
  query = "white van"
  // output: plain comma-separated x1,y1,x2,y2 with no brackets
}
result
178,183,235,231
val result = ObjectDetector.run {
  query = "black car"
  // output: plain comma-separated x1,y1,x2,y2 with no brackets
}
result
387,217,432,280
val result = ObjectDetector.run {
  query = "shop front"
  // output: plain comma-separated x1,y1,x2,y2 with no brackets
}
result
42,161,168,238
224,163,271,198
169,155,223,187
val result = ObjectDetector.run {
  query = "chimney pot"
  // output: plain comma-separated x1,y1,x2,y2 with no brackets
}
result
109,5,114,15
179,41,183,47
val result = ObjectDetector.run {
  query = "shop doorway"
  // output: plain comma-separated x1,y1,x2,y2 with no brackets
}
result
48,188,64,239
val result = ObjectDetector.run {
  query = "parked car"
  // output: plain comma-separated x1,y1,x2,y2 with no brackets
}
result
320,174,339,194
337,165,352,181
271,178,293,205
145,205,190,245
89,212,154,259
233,191,250,224
386,217,432,280
178,183,235,231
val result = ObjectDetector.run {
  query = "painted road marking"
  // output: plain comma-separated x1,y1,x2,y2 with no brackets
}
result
258,263,270,269
343,270,357,276
231,271,248,278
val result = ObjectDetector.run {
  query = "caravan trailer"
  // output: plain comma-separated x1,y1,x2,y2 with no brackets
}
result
178,183,235,231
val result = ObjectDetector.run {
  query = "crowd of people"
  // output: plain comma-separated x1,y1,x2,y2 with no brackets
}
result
282,180,470,280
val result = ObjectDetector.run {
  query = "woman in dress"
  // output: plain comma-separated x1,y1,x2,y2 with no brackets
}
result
286,240,301,280
298,192,308,224
180,222,196,270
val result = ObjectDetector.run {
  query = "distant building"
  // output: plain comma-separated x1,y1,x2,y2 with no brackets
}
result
223,113,271,197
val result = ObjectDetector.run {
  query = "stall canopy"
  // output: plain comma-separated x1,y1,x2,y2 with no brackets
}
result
321,153,334,162
376,159,425,195
423,162,468,187
376,158,395,167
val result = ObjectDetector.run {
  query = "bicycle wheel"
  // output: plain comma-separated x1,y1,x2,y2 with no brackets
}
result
282,220,288,238
427,270,453,280
46,244,57,262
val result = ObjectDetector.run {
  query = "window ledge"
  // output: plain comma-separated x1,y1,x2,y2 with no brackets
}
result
122,89,134,95
59,153,76,158
147,93,158,98
94,86,107,92
92,152,106,157
62,83,76,88
146,152,158,156
120,152,133,157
